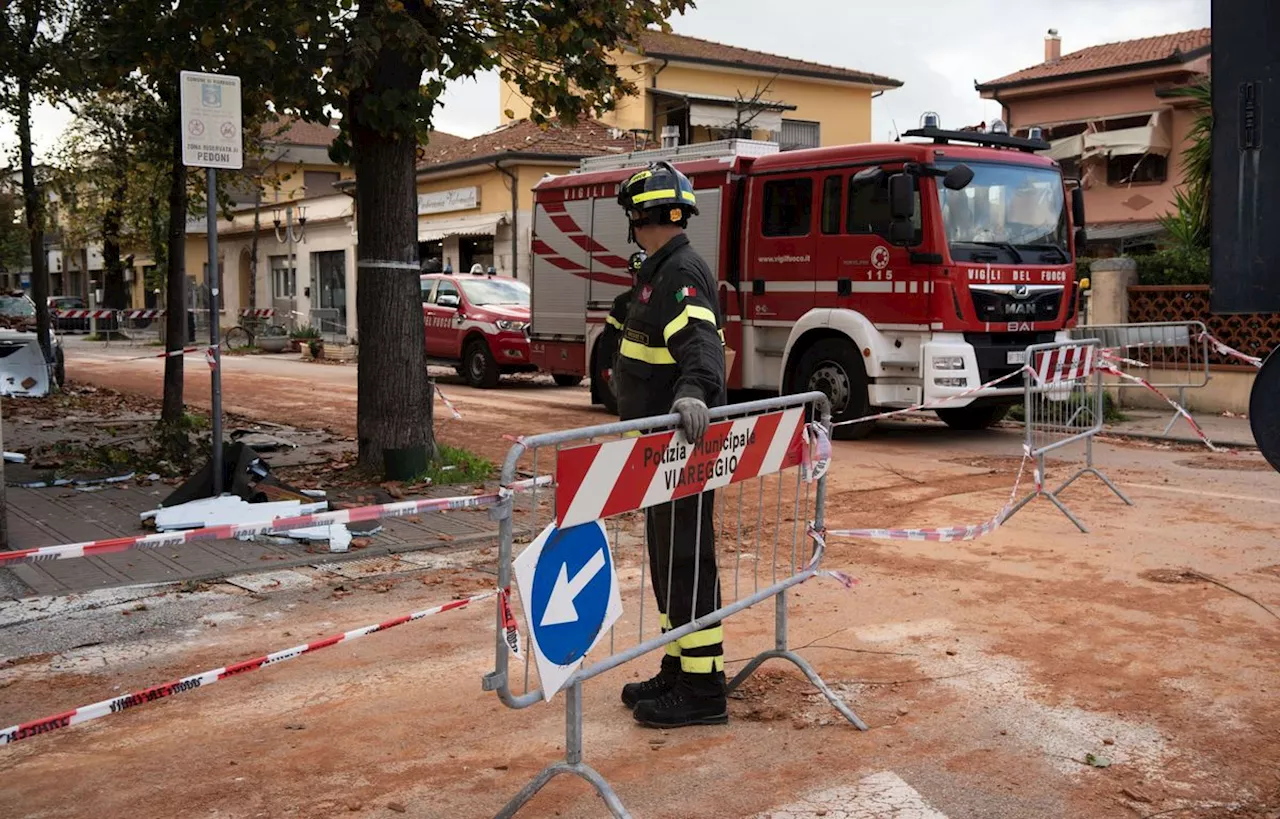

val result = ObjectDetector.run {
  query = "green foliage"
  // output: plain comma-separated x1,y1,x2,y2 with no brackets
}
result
0,185,29,272
416,444,493,486
291,323,322,340
1157,77,1211,253
1131,247,1210,286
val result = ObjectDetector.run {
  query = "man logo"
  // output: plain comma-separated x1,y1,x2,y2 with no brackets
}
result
1012,284,1031,299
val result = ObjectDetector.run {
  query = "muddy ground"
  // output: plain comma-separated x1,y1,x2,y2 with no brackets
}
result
0,344,1276,818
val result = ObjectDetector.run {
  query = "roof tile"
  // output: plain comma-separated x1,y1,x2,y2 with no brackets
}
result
636,30,901,88
417,118,637,171
981,28,1210,88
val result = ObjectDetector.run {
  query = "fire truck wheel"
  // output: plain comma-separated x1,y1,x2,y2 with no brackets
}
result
464,340,500,389
1251,349,1280,473
795,338,872,440
553,374,584,388
935,404,1010,431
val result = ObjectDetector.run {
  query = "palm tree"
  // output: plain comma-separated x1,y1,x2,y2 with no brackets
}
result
1159,77,1212,251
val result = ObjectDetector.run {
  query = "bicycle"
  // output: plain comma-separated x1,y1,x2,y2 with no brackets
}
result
223,312,288,351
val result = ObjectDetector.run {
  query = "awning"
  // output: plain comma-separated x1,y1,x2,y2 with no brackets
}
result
1043,134,1084,161
1084,221,1165,242
651,88,793,134
417,211,509,242
1083,111,1173,158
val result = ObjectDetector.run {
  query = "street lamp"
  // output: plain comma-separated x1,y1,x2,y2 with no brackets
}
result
271,204,307,309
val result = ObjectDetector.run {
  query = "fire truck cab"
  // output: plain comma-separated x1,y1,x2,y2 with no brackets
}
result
529,122,1084,434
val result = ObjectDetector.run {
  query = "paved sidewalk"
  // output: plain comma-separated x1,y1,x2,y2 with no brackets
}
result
1105,408,1257,447
1,481,527,598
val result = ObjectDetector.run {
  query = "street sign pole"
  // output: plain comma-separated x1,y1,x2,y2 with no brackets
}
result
207,167,223,495
180,70,242,499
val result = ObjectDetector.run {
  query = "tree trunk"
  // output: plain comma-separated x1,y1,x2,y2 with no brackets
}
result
162,126,188,424
18,77,52,367
349,35,432,471
101,179,129,309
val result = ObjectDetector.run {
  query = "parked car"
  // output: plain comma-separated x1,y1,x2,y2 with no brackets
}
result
420,273,542,388
0,293,65,390
48,296,89,333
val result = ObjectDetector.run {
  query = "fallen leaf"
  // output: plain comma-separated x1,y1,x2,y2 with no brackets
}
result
1085,754,1112,768
1122,787,1153,804
387,804,407,814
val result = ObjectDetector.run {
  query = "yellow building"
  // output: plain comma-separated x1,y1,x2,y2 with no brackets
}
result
500,30,901,150
412,119,635,281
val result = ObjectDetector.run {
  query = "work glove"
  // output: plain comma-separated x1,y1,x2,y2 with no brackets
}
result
671,397,710,444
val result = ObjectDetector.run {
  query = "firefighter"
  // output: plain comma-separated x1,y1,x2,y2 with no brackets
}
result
599,251,645,412
613,161,728,729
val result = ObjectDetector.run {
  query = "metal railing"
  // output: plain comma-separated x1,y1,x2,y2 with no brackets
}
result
1072,321,1211,435
1005,338,1132,532
483,392,862,818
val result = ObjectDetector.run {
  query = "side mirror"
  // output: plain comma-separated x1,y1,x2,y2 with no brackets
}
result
943,164,974,191
888,174,915,220
1075,227,1088,249
1071,187,1086,227
438,294,460,309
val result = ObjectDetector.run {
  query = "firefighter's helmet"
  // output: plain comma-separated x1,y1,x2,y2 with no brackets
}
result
617,161,699,229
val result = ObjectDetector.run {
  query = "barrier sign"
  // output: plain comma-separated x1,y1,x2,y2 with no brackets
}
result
513,521,622,701
554,407,805,528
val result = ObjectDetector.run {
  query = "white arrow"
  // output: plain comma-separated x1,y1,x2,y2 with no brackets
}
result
540,548,607,628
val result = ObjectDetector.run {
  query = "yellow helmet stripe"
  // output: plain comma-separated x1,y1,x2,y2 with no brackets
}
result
630,188,678,204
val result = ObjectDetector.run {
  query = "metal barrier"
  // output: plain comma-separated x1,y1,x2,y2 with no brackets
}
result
484,392,862,818
1072,321,1211,435
1005,339,1132,533
117,309,165,347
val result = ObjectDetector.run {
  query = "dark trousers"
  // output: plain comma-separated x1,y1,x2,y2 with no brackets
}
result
646,490,724,677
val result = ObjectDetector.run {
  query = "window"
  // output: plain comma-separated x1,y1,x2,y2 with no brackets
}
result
270,255,296,299
312,250,347,326
303,171,342,197
1107,154,1167,185
821,176,842,235
847,172,921,242
421,278,437,303
761,178,813,237
1059,157,1080,181
460,235,495,274
780,119,821,151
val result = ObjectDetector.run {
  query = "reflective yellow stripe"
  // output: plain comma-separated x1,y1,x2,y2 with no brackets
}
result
676,625,724,650
630,188,677,204
680,655,725,674
719,329,726,342
666,642,682,658
619,338,676,365
623,430,642,438
627,170,653,185
606,315,624,330
660,614,672,630
681,190,697,204
663,305,718,343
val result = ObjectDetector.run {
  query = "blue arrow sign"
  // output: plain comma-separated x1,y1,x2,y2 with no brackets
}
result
528,522,614,667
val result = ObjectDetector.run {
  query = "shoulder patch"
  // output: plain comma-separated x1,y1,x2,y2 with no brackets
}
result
676,286,697,302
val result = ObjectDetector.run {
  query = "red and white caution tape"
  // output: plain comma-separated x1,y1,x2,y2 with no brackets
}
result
205,347,218,371
0,477,552,566
823,453,1032,543
498,587,523,659
240,308,275,319
119,309,165,320
0,590,493,747
1200,332,1264,368
832,367,1029,427
52,309,116,320
1098,364,1226,452
435,384,462,420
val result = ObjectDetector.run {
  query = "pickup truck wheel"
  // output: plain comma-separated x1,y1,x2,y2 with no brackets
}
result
553,373,583,388
936,404,1010,431
464,340,500,389
794,339,873,440
54,346,66,390
592,342,618,416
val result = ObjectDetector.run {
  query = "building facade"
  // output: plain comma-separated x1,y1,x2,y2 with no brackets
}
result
977,28,1211,254
500,30,900,150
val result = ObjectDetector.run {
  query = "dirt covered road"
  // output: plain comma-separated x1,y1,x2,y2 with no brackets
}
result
0,343,1276,818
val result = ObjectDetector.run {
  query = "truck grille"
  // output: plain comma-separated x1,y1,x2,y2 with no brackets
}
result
965,331,1057,384
969,286,1063,324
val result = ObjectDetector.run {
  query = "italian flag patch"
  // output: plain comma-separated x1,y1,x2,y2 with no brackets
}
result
676,286,697,302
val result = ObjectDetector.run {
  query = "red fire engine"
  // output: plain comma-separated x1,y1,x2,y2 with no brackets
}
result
528,120,1085,435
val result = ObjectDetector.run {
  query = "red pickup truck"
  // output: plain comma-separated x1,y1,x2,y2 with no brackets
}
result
421,273,567,389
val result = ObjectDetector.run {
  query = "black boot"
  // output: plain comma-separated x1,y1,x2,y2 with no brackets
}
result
620,654,681,710
632,672,728,728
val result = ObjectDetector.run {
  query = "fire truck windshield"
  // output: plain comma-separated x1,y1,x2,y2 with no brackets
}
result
458,278,530,307
936,162,1068,264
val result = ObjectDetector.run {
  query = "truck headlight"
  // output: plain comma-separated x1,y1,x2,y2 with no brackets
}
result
934,377,968,388
932,356,965,370
496,320,528,332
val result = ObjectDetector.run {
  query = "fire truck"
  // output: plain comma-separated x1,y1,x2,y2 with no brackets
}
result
527,120,1086,435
